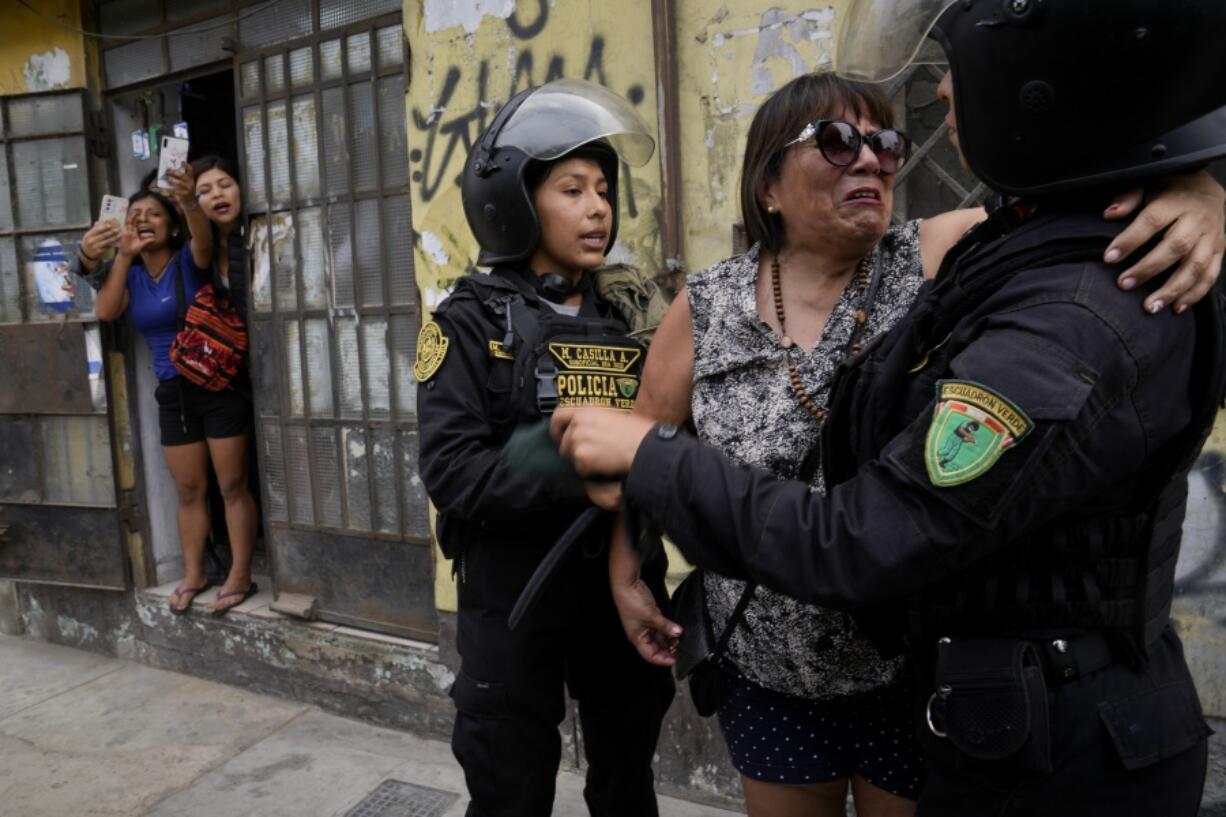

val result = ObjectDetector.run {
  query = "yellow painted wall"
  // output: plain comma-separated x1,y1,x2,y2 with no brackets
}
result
0,1,87,95
675,1,847,272
405,0,665,312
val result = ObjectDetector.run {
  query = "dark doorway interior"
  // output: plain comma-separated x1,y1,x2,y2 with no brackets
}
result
179,70,239,166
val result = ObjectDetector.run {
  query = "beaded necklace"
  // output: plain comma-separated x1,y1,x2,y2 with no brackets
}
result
770,254,873,424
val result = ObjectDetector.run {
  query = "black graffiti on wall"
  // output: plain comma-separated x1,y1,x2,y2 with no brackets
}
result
410,5,648,216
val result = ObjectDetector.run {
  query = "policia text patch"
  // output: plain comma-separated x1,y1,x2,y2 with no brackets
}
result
546,341,642,410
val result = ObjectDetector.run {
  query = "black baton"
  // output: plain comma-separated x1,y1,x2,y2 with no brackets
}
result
508,506,602,630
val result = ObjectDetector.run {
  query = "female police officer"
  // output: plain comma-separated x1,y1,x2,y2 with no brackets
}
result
552,2,1226,814
414,79,673,817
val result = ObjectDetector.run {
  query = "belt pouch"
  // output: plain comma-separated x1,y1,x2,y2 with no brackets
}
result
931,638,1052,773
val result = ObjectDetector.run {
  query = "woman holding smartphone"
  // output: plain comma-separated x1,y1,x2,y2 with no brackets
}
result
93,164,253,616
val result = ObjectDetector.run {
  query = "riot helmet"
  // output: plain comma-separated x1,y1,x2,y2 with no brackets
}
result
835,0,1226,195
461,78,656,266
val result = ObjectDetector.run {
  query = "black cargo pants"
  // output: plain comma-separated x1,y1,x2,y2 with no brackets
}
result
451,534,675,817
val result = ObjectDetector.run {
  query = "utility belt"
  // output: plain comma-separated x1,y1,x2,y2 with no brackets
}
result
922,631,1119,773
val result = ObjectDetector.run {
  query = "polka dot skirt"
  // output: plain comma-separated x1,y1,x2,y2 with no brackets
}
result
716,666,925,799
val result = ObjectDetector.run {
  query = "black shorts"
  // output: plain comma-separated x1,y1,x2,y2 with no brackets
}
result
717,666,925,798
154,377,252,446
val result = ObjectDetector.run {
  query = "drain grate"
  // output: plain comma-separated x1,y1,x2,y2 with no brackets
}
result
343,779,460,817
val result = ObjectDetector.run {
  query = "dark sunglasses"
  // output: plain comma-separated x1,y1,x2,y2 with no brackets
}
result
785,119,911,175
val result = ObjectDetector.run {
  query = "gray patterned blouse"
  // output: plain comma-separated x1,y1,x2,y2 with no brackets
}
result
688,220,924,700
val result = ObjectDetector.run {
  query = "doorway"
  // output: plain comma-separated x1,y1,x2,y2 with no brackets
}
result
106,67,265,586
98,4,430,639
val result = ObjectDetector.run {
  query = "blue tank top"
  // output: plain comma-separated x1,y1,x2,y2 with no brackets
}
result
127,245,208,381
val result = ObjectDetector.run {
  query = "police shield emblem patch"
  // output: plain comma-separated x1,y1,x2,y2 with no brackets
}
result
925,380,1033,487
413,320,449,382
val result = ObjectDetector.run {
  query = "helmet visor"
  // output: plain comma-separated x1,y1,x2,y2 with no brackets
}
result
835,0,956,83
496,78,656,167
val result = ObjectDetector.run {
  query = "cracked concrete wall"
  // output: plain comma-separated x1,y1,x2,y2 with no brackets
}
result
19,584,459,743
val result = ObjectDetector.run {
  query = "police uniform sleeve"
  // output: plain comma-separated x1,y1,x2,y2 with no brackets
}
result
624,297,1181,609
416,300,585,521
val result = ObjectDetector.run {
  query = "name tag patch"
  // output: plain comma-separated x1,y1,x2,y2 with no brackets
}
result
547,341,642,410
488,339,514,360
924,380,1033,487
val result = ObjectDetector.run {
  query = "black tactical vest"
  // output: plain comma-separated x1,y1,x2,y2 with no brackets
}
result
450,267,646,439
824,205,1226,663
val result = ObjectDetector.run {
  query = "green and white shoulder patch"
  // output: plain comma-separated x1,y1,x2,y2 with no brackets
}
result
924,380,1034,487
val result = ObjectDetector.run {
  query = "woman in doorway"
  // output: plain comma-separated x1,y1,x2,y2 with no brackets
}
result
92,166,253,617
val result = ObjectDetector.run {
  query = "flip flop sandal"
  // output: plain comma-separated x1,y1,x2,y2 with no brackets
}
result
169,583,212,615
210,582,259,617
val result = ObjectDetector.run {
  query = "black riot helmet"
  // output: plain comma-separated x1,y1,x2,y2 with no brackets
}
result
836,0,1226,196
461,78,656,266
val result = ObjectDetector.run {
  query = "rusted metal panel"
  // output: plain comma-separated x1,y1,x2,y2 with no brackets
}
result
0,504,125,589
0,417,39,502
269,527,436,640
0,323,93,414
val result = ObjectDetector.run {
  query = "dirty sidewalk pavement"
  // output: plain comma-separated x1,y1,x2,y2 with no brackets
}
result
0,634,739,817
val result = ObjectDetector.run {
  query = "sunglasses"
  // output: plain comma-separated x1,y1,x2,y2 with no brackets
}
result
785,119,911,175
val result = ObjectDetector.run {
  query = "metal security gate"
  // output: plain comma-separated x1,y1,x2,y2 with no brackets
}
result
235,4,434,639
888,64,988,222
0,91,127,589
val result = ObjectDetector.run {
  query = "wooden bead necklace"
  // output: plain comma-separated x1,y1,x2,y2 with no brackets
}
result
771,254,871,424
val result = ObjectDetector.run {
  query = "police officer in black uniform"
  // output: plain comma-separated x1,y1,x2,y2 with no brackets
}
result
551,2,1226,814
414,79,674,817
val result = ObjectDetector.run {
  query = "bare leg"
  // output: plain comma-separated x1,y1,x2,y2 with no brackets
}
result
851,773,917,817
205,433,257,607
741,775,850,817
163,441,211,609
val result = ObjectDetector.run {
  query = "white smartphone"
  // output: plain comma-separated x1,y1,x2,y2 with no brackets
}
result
98,194,128,230
156,135,189,190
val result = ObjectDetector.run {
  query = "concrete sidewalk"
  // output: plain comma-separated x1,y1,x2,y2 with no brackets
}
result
0,634,740,817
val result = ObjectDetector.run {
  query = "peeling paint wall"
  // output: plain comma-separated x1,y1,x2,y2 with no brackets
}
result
677,2,841,271
404,0,665,309
0,1,87,95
